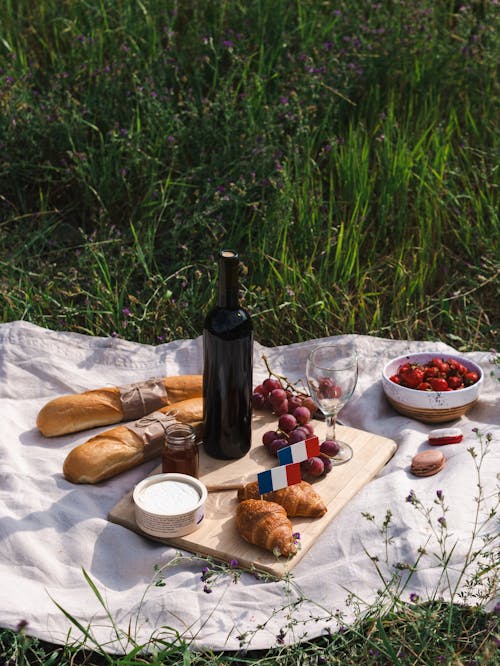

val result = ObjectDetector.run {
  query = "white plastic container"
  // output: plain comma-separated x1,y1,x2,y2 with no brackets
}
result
133,473,207,538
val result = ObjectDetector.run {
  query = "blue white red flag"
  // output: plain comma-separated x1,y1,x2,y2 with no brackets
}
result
257,462,301,495
277,435,320,466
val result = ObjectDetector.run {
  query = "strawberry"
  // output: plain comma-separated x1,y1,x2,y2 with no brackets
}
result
447,375,463,390
463,371,479,386
416,382,432,391
430,358,449,374
447,359,467,376
428,377,449,391
424,366,440,379
399,365,425,389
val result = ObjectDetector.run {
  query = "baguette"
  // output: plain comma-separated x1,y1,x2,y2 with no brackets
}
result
37,374,202,437
63,396,203,484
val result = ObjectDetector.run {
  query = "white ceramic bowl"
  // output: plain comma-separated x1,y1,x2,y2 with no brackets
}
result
133,473,207,538
382,352,483,423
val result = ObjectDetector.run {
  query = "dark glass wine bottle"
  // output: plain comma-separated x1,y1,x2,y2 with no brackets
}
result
202,250,253,459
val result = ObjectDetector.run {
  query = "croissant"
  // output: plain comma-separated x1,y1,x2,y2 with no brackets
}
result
237,480,327,518
235,499,297,557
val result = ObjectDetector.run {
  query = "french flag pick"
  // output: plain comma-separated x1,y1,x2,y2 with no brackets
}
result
257,463,302,495
277,435,320,466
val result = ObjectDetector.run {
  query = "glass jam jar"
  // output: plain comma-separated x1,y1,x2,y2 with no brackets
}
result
162,423,199,478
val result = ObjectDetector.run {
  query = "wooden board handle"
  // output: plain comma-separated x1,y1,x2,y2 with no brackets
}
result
204,473,257,492
206,481,244,492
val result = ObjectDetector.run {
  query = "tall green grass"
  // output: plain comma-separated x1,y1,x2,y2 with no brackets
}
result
0,1,499,663
1,0,498,348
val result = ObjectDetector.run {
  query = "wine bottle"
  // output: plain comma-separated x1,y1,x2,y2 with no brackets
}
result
202,250,253,459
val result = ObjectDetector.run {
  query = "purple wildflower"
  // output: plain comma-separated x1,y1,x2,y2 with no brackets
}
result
17,619,28,632
406,489,417,503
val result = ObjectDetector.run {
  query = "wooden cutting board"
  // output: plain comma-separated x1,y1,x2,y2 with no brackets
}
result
108,412,397,578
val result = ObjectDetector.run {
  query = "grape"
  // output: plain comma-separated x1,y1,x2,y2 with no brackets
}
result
318,377,342,400
297,426,312,439
262,430,279,447
293,406,311,425
320,439,340,457
262,377,282,396
274,399,289,416
301,456,325,477
301,422,315,436
301,397,317,413
288,395,303,412
288,428,307,445
269,388,287,409
267,437,289,456
319,453,333,474
252,392,266,409
278,413,297,433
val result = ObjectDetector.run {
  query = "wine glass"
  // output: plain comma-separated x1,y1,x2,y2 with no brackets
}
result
305,343,358,465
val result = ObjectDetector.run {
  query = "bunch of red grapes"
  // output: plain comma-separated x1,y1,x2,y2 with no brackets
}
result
253,375,339,480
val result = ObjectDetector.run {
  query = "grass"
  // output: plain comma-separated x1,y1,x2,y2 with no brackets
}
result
1,603,498,665
0,0,499,664
1,0,498,349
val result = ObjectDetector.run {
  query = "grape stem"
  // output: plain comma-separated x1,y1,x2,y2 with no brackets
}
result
261,354,310,398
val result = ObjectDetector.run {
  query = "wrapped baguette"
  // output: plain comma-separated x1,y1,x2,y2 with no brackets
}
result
63,396,203,484
37,374,202,437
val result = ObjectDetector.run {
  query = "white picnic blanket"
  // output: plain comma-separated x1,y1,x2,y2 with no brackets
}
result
0,321,498,653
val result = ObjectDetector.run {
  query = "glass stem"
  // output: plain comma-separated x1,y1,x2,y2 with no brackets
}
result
325,414,336,442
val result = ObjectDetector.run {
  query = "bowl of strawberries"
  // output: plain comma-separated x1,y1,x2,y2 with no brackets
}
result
382,352,483,423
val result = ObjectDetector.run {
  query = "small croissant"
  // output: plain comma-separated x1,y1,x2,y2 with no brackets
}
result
237,480,327,518
235,499,297,557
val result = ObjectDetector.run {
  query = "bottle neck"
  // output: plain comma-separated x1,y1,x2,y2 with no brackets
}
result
217,250,240,309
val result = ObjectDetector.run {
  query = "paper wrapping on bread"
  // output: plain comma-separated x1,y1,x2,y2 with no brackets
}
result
37,374,202,436
237,480,327,518
235,499,297,557
63,396,203,484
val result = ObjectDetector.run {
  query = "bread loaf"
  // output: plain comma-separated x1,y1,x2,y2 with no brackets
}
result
63,396,203,484
37,374,202,437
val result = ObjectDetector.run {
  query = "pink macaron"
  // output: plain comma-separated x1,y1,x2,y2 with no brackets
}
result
410,449,447,477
